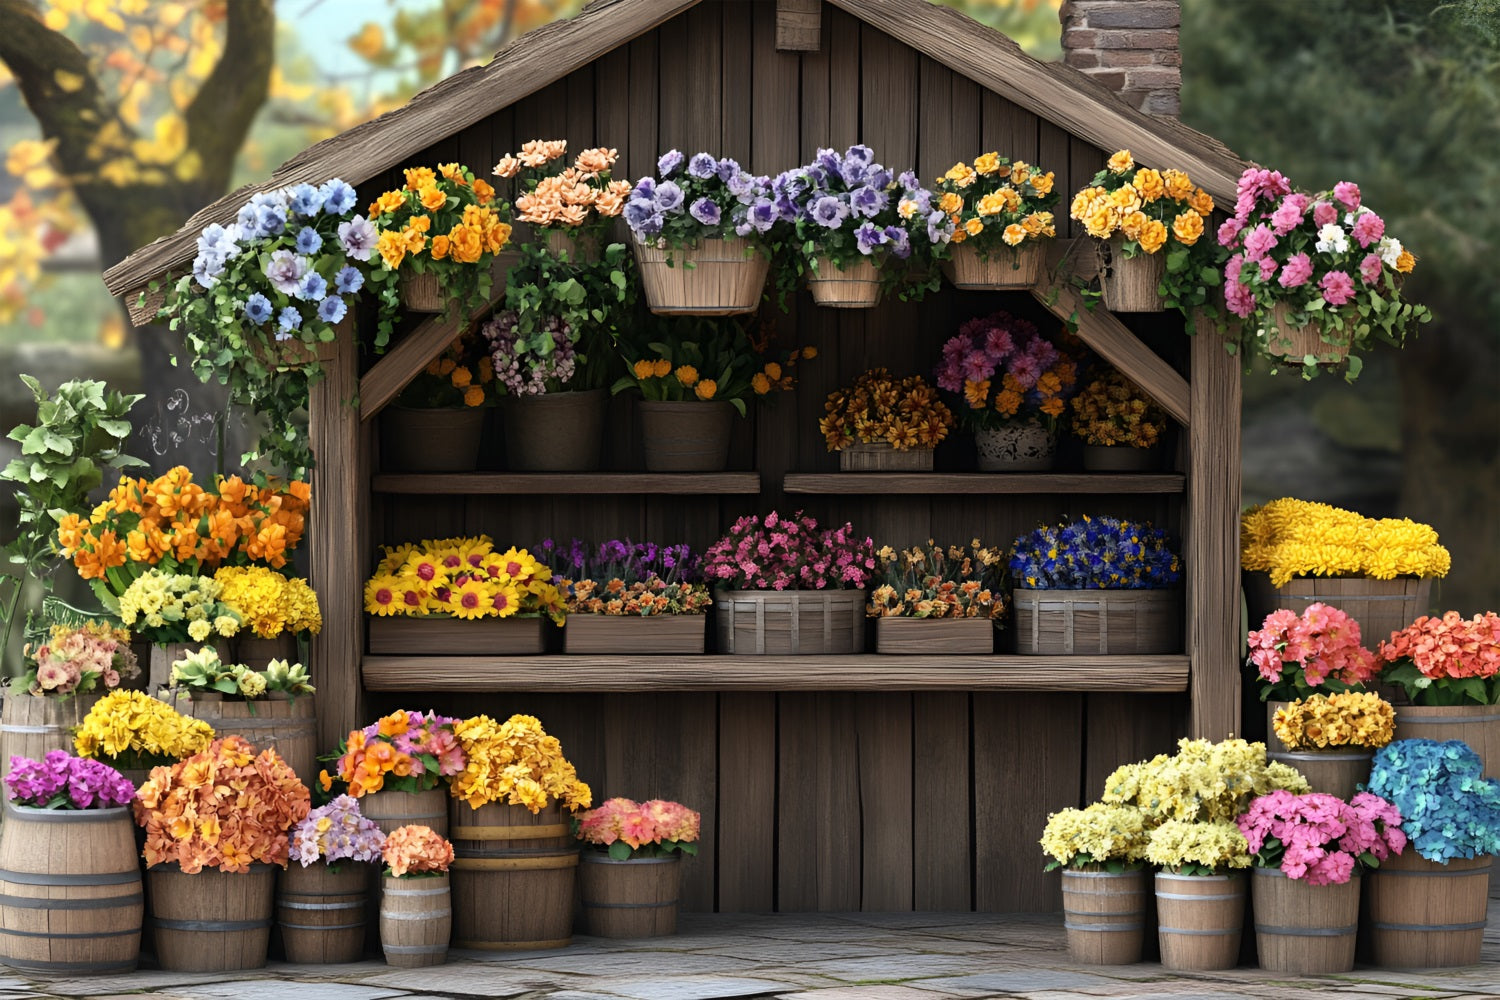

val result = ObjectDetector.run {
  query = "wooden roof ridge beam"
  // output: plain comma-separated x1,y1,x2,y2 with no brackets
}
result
1030,238,1191,427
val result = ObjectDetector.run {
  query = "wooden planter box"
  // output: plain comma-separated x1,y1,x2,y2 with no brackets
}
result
564,614,707,655
1013,588,1181,655
367,616,546,655
715,589,865,655
839,442,934,472
874,617,994,655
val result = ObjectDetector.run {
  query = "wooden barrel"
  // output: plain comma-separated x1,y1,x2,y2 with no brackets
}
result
277,862,368,964
1393,704,1500,779
1060,869,1147,965
146,862,275,972
1243,573,1431,653
579,855,681,939
361,788,450,838
806,255,880,308
1251,867,1359,974
0,693,101,777
0,803,142,974
449,799,576,950
1266,749,1372,800
379,874,450,968
1366,851,1490,968
1155,872,1245,971
170,692,317,788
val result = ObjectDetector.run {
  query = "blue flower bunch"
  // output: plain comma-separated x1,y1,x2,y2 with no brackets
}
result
625,151,782,252
1009,516,1181,590
1365,739,1500,862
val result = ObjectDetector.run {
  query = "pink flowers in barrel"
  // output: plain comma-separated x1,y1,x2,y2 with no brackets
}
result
4,751,135,810
1239,790,1405,885
577,798,701,860
17,620,139,697
1219,168,1430,379
703,511,875,591
1248,603,1377,702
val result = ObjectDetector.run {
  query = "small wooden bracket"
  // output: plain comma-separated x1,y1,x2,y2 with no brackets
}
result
776,0,822,51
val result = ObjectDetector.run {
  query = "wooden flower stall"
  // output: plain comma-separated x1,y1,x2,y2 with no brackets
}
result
103,0,1250,917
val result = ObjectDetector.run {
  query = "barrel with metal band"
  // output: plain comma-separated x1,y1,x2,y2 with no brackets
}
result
1154,872,1246,971
146,862,276,971
1366,851,1491,968
449,799,576,950
579,854,683,938
1059,868,1147,965
1251,867,1359,973
379,874,450,967
277,862,368,963
0,803,143,974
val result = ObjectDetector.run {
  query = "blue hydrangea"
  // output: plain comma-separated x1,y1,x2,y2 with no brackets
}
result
317,295,347,324
334,265,364,295
297,271,328,303
1366,739,1500,862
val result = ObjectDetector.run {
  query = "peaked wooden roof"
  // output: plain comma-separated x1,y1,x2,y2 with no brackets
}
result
103,0,1252,309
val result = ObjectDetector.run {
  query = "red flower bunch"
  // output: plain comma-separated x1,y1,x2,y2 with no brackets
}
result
1247,603,1376,702
1379,611,1500,707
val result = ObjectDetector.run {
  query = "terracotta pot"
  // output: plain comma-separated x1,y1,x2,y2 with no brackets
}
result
974,420,1057,472
638,400,734,472
502,389,607,471
380,406,487,473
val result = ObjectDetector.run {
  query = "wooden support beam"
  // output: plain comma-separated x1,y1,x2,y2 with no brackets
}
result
309,317,365,760
776,0,822,51
1186,314,1242,739
358,310,472,421
1031,239,1191,426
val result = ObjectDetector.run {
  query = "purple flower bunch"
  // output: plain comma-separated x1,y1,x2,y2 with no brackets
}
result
703,511,875,591
625,150,782,249
771,146,953,268
289,794,386,867
481,309,577,395
4,751,135,810
1238,789,1406,885
536,538,703,588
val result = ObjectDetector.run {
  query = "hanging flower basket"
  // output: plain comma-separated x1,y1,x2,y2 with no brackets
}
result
807,255,881,308
943,240,1043,291
1098,234,1166,313
635,236,768,316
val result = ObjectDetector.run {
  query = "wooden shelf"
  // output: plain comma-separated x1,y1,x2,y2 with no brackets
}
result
362,653,1189,693
782,472,1186,494
371,472,761,494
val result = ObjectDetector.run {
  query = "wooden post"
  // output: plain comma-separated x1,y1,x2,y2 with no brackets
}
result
309,318,365,761
776,0,822,51
1186,318,1241,739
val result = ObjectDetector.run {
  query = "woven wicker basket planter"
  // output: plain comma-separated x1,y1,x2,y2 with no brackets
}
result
634,236,768,315
1261,302,1350,365
874,617,994,655
807,255,880,308
715,589,865,655
1243,573,1431,650
838,442,934,472
367,615,546,655
1097,235,1166,313
564,615,707,655
942,241,1043,290
398,271,445,313
1013,588,1181,655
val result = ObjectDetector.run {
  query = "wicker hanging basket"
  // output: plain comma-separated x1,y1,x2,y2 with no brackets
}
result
634,236,768,315
1260,302,1351,365
715,589,866,655
942,240,1044,291
806,255,880,308
398,271,445,313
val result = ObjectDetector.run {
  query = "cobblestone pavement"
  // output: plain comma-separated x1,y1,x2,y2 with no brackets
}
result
7,903,1499,1000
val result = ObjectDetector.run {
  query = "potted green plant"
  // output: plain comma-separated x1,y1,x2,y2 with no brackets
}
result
935,153,1058,290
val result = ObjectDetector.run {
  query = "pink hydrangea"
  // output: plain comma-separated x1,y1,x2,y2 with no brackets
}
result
1279,252,1314,288
1333,181,1361,211
1238,789,1404,886
1320,270,1356,306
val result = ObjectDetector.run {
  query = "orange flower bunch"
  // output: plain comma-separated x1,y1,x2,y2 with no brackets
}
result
331,710,466,797
382,824,454,877
493,139,631,231
402,332,496,409
1069,150,1214,255
820,369,953,452
1070,370,1167,449
370,162,509,272
57,467,310,591
134,736,310,874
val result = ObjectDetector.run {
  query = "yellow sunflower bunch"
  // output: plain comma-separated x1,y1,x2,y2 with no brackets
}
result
1273,691,1396,751
213,566,322,639
363,536,566,625
934,152,1058,250
74,689,216,767
1068,149,1213,254
820,368,953,452
1069,370,1167,448
449,713,593,813
1241,498,1451,586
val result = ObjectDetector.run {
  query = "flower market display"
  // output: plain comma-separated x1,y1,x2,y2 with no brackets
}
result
73,689,216,772
156,179,369,471
1068,369,1167,467
1218,167,1429,378
1068,149,1218,313
289,794,386,868
3,751,136,811
1240,497,1451,587
1247,604,1378,703
12,620,138,697
933,311,1082,471
449,713,592,813
935,153,1057,289
1378,611,1500,706
168,646,314,701
363,537,567,623
819,369,953,469
1272,692,1395,750
368,162,511,328
771,144,953,306
331,710,466,798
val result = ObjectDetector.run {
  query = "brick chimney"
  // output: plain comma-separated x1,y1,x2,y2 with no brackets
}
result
1060,1,1182,117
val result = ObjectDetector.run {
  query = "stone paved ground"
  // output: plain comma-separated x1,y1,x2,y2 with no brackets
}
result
7,902,1499,1000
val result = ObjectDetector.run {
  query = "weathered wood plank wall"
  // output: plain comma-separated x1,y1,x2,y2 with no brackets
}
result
361,0,1192,913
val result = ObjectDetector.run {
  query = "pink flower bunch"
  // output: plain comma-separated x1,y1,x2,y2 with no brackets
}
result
1248,603,1377,701
1238,789,1405,885
1379,611,1500,681
22,621,139,696
576,797,700,855
5,751,136,810
289,794,387,867
703,511,875,591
